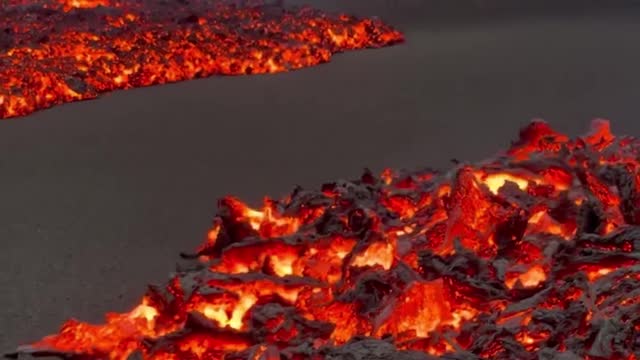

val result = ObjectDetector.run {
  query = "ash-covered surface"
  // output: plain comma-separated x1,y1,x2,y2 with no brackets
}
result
7,120,640,359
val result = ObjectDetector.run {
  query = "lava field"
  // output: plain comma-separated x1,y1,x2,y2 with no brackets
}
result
6,120,640,360
0,0,403,119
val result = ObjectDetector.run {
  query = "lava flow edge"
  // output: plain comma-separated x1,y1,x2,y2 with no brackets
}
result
0,0,403,120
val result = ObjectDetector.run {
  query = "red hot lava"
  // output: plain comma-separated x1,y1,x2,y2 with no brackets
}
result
0,0,403,119
8,120,640,360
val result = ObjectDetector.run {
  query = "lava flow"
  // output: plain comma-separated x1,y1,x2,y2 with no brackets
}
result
0,0,403,119
9,120,640,360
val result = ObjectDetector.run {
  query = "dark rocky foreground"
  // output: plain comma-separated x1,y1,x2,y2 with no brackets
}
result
4,0,640,358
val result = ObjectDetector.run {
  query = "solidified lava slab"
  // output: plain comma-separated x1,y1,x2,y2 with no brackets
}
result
8,120,640,360
0,0,403,119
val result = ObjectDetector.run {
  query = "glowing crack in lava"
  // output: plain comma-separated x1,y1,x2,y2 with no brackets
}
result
9,119,640,360
0,0,403,119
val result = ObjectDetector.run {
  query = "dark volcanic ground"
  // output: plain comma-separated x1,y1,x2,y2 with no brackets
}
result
3,0,640,355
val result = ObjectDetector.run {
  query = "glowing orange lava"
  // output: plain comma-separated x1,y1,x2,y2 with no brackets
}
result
0,0,403,119
9,119,640,359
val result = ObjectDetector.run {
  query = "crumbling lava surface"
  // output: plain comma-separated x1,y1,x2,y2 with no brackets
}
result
0,0,403,119
8,120,640,360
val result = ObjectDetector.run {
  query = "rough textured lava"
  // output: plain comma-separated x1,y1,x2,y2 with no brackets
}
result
0,0,403,119
8,120,640,360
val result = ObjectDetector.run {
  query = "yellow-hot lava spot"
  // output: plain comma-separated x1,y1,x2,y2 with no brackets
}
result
352,240,396,270
477,172,531,194
586,267,615,281
505,264,547,289
193,281,303,331
60,0,110,10
242,206,302,236
526,209,574,239
475,169,571,195
202,295,258,330
129,302,160,324
224,196,326,239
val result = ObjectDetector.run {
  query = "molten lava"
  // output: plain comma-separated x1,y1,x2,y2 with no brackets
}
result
9,120,640,360
0,0,403,119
